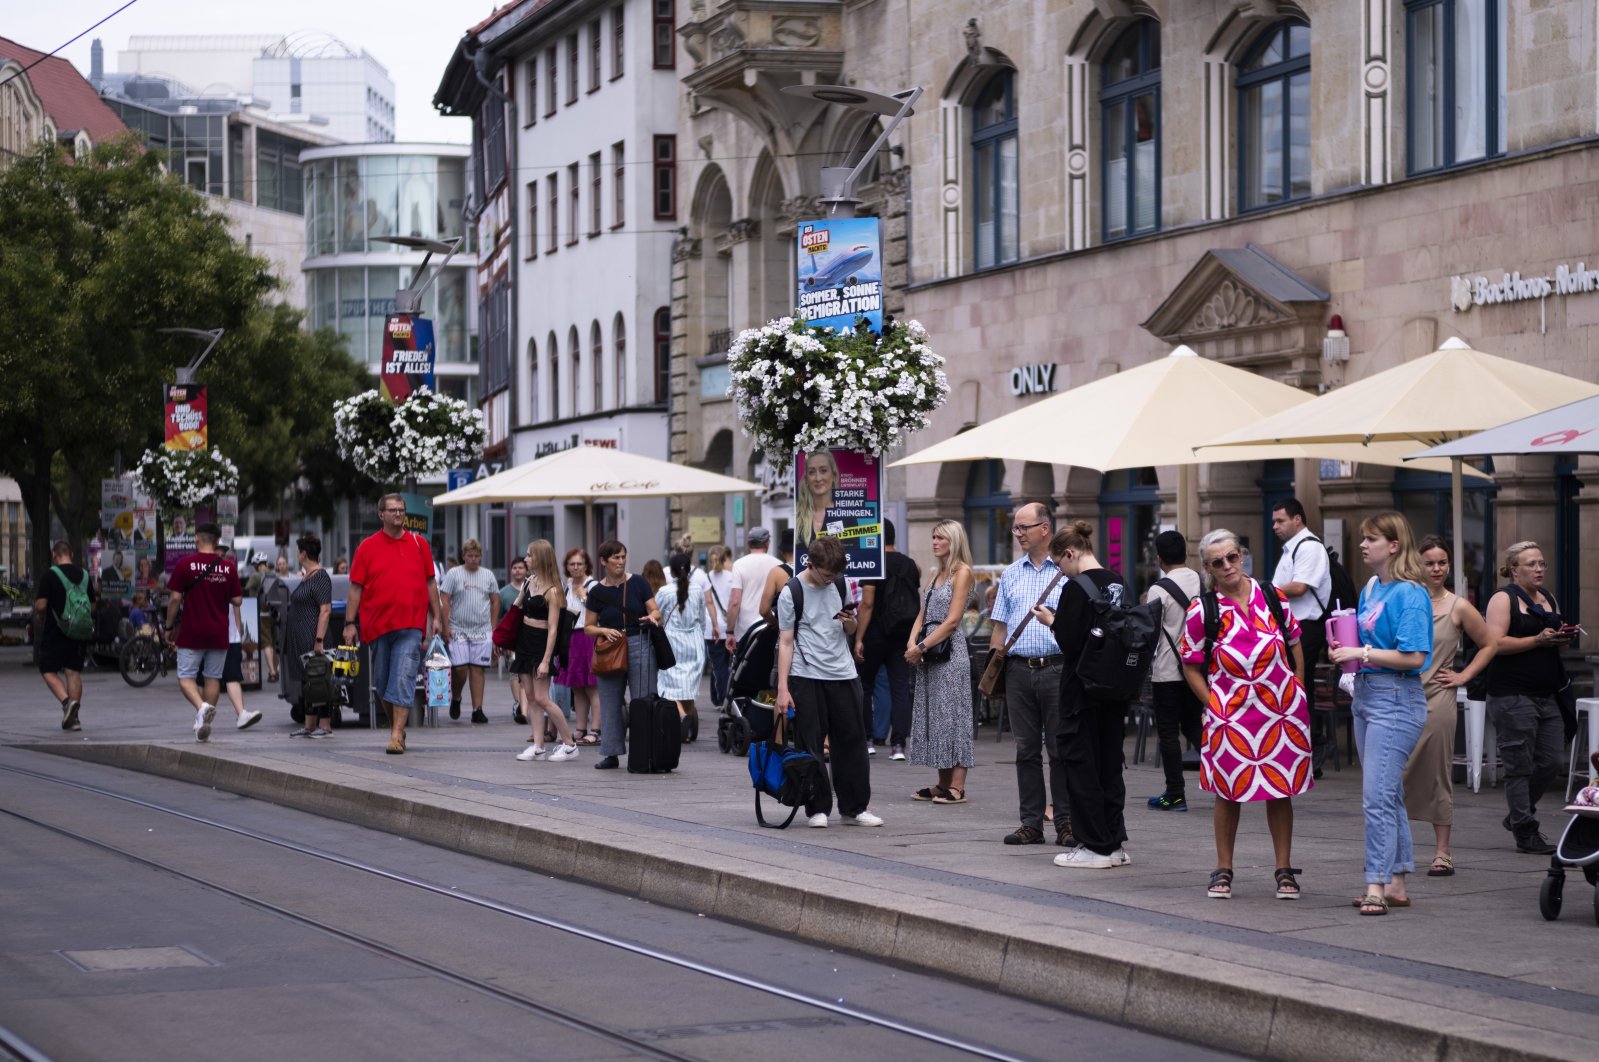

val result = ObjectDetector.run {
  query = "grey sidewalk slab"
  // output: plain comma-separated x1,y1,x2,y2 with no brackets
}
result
3,648,1596,1060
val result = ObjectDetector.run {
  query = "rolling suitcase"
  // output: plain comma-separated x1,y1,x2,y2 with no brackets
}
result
627,696,682,773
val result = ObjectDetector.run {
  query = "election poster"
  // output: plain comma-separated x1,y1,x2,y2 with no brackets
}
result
163,512,195,576
99,477,136,599
795,216,883,335
380,314,437,403
793,449,884,581
164,384,208,451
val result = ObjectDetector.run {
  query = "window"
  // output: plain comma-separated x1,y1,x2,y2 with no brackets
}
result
1101,20,1160,241
613,7,625,79
613,313,627,406
591,321,604,409
548,331,561,418
545,46,557,116
1406,0,1506,173
590,152,603,235
1238,20,1311,211
971,69,1019,269
527,181,539,258
525,56,538,126
1098,469,1160,598
963,461,1011,565
568,326,581,415
566,34,579,104
546,174,559,252
590,19,602,92
612,142,625,228
528,338,540,421
653,134,677,220
567,162,580,244
653,307,671,403
653,0,676,69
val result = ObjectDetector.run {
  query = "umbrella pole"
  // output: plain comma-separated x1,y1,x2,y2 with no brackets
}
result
1178,463,1193,544
584,498,595,556
1450,458,1465,599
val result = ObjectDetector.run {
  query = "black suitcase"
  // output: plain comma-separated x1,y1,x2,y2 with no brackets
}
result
627,696,682,774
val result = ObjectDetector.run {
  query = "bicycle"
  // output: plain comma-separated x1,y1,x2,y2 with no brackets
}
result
120,628,176,688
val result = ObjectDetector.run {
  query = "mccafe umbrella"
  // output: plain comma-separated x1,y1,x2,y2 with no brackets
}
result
1196,337,1599,595
1408,393,1599,459
433,445,760,549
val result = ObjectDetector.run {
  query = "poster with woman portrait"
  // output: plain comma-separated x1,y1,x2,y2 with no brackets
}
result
794,449,884,580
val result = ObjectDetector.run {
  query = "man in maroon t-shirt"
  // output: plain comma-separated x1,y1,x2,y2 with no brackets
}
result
165,523,244,742
343,493,442,755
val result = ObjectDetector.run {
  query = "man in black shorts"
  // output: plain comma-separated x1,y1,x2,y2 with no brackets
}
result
35,540,96,731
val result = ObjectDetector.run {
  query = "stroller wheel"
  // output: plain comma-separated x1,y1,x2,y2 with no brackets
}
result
1540,875,1564,921
731,718,751,757
717,720,731,753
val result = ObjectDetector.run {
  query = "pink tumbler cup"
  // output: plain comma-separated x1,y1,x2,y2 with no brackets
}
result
1326,610,1360,674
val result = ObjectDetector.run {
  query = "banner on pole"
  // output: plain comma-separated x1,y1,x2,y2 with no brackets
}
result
380,314,437,403
164,384,208,451
793,449,884,581
795,216,883,335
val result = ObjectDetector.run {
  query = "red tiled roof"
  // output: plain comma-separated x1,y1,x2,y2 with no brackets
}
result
0,35,126,143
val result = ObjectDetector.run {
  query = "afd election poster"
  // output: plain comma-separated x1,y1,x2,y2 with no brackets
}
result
164,384,208,451
380,314,437,403
793,449,884,581
795,216,883,335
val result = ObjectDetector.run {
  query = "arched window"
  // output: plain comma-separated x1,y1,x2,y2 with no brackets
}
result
1406,0,1505,173
613,313,627,407
971,69,1019,269
1238,20,1310,211
590,320,604,411
527,337,539,422
547,331,560,419
963,460,1012,565
567,326,581,415
653,307,671,404
1101,20,1160,240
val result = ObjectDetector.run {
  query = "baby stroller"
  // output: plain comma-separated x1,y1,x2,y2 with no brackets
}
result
1538,754,1599,926
718,620,778,756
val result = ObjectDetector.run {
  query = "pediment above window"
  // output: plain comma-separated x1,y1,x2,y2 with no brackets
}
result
1141,243,1329,386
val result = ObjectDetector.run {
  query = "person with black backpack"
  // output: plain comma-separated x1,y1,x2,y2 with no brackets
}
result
1271,498,1340,775
1144,530,1204,812
34,540,96,731
853,519,921,758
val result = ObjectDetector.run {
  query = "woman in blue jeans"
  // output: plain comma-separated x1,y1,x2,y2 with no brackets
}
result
582,540,662,770
1329,512,1433,916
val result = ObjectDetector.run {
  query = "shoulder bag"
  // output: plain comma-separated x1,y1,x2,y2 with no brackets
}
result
917,580,954,663
592,578,630,675
648,591,678,670
978,571,1066,698
492,588,523,650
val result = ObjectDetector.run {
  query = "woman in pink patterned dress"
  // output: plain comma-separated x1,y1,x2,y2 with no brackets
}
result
1181,529,1313,901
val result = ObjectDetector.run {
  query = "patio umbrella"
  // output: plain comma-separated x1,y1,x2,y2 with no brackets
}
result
890,345,1482,538
1407,393,1599,459
432,445,761,550
1196,337,1599,595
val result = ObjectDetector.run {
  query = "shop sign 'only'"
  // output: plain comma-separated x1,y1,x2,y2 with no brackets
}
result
1451,260,1599,312
1009,363,1058,396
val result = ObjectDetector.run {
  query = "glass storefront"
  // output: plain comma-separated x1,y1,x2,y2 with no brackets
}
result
305,155,470,257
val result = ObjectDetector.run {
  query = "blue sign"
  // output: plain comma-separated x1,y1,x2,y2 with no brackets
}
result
795,216,883,334
447,469,474,492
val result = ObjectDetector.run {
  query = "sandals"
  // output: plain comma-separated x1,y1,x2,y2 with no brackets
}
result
1274,867,1302,900
1357,894,1389,916
1350,893,1409,908
932,787,967,804
913,785,949,801
1207,868,1233,899
1427,854,1455,877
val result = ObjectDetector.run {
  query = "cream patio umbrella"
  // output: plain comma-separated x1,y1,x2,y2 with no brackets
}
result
1196,337,1599,596
432,445,761,551
891,345,1481,539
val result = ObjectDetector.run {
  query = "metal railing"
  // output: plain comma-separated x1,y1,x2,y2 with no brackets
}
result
707,328,732,355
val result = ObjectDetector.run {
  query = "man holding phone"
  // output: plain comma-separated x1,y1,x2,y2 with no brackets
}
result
775,535,883,829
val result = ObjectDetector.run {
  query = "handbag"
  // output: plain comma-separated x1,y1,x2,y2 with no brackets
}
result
424,635,452,709
918,583,953,663
649,602,678,670
978,571,1066,699
748,710,827,829
592,577,630,675
492,598,522,650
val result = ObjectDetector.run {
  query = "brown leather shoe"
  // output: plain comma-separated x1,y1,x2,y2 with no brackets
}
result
1003,825,1045,845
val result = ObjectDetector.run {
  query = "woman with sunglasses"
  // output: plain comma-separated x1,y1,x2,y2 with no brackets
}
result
1179,529,1311,901
1328,512,1433,916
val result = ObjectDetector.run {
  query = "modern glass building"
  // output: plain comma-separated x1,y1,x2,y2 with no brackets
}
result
300,143,477,402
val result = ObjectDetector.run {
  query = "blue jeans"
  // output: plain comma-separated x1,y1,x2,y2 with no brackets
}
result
370,628,424,709
597,632,655,758
1352,671,1427,885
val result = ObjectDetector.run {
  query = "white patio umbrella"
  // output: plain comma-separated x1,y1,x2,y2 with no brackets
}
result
432,445,761,550
891,345,1482,539
1197,337,1599,596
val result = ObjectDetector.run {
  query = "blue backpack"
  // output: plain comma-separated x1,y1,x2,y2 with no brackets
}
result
748,711,827,828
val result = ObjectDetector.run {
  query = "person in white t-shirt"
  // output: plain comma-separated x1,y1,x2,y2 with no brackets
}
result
1143,530,1203,812
704,545,735,705
726,527,781,650
1271,498,1333,773
439,540,502,723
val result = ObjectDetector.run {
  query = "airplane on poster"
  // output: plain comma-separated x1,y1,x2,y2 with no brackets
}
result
803,244,875,288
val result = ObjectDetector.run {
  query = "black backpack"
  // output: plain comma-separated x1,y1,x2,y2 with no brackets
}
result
300,651,337,709
1152,575,1194,664
1073,574,1161,701
1294,535,1359,619
1200,583,1292,671
874,555,922,634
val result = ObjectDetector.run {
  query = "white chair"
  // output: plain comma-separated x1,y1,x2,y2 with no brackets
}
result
1458,688,1497,793
1566,697,1599,799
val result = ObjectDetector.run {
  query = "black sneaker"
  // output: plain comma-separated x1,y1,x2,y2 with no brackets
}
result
594,755,620,770
61,699,80,731
1516,832,1555,854
449,700,461,721
513,708,528,726
1148,792,1188,812
471,707,488,724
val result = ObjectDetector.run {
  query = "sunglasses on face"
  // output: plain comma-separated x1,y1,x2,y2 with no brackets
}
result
1206,551,1242,570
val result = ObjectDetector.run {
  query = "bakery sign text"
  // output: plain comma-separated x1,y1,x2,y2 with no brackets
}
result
1450,261,1599,312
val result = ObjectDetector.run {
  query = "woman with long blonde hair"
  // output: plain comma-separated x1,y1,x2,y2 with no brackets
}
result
906,520,976,804
1328,512,1433,915
795,450,838,551
513,540,579,763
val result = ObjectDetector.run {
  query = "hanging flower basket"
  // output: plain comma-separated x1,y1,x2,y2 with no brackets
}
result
726,317,949,469
334,387,485,484
134,447,241,511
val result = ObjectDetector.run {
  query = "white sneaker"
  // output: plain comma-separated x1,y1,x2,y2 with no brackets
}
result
888,746,907,761
843,809,884,827
547,743,580,762
807,813,829,828
194,703,215,742
1111,848,1132,867
515,745,546,761
866,743,876,756
1053,846,1115,869
236,709,263,730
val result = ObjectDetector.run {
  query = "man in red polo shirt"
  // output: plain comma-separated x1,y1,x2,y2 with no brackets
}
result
343,493,442,754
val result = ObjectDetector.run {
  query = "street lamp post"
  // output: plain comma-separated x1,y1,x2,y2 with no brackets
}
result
370,235,464,313
157,327,225,385
779,84,922,218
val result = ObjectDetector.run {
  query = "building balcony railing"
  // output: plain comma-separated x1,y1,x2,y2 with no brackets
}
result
707,328,732,356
